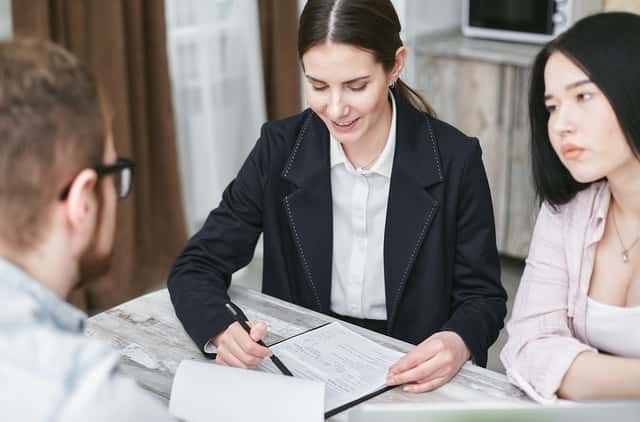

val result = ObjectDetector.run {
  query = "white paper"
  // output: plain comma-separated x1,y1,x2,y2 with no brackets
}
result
169,360,324,422
244,308,310,342
258,322,404,411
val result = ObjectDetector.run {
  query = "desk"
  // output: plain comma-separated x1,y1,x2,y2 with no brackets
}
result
86,285,530,420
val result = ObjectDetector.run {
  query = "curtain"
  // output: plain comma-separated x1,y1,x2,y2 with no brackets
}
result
258,0,301,121
12,0,187,311
165,0,267,236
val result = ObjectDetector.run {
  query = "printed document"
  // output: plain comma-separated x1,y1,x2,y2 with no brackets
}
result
169,322,403,420
258,322,403,412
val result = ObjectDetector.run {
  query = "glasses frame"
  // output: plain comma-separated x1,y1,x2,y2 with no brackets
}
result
59,157,136,201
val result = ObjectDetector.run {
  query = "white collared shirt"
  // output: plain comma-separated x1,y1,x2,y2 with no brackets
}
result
329,92,397,320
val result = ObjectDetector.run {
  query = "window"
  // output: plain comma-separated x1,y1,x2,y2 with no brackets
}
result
0,0,12,40
166,0,267,235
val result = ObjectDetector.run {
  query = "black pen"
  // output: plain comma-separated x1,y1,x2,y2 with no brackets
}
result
224,302,293,376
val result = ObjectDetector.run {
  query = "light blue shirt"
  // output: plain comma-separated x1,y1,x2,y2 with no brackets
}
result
0,258,174,421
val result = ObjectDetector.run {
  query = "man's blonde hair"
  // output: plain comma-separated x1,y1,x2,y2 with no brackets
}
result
0,39,106,251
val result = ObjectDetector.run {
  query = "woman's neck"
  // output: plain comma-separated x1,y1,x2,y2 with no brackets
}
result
342,97,392,169
608,159,640,222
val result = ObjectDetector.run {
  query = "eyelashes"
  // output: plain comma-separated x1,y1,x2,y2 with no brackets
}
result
309,83,369,92
544,91,595,113
349,84,367,92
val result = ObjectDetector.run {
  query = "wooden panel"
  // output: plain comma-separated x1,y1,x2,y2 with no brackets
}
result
503,66,537,257
415,51,536,258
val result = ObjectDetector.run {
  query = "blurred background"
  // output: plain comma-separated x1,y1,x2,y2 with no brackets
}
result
1,0,639,372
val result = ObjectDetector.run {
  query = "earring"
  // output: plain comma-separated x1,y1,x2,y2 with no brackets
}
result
389,79,396,88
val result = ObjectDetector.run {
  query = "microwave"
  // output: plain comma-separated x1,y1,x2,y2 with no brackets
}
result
462,0,603,44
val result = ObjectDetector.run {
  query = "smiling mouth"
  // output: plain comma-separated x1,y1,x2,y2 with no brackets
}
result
333,117,359,128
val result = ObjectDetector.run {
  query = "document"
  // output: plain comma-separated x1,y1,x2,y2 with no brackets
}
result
258,322,403,415
169,322,403,420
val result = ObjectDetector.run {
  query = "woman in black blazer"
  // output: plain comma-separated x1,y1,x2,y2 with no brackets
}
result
168,0,506,393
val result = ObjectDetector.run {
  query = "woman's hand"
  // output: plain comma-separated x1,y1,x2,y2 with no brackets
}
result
386,331,470,393
213,321,272,368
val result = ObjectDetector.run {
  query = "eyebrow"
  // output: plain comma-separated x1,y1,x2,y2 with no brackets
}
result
544,79,593,100
305,75,370,85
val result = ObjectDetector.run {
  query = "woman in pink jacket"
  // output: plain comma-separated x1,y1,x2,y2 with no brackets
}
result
501,12,640,402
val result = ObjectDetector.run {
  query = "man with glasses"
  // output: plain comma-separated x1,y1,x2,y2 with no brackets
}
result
0,40,174,420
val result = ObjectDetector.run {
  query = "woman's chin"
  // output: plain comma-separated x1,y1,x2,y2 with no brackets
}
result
568,170,603,184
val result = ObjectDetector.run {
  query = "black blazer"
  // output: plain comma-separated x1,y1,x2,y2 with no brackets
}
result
168,90,507,366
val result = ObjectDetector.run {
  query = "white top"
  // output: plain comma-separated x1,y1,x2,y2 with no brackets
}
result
329,92,397,320
586,296,640,358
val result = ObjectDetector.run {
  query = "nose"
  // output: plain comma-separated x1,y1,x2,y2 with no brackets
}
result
550,104,575,137
327,91,348,120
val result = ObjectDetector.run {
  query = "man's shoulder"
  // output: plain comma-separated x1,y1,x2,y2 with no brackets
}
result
0,318,120,388
0,321,116,417
0,321,173,420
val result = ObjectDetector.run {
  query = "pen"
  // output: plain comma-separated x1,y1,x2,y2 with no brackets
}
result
224,302,293,376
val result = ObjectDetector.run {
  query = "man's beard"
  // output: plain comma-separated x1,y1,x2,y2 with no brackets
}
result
76,240,113,290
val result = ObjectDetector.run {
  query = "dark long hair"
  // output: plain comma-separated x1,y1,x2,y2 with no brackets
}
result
529,12,640,207
298,0,435,116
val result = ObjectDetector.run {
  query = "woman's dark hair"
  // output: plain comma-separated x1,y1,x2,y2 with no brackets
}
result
298,0,435,116
529,12,640,207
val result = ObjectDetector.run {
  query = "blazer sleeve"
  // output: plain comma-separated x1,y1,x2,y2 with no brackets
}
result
167,125,272,355
440,139,507,367
500,202,597,403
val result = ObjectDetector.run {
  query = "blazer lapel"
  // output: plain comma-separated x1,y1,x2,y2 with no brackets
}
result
384,95,444,329
281,112,333,312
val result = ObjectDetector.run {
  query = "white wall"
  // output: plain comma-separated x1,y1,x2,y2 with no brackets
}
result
394,0,461,87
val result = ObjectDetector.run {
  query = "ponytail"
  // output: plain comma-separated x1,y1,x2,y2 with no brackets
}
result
396,78,436,117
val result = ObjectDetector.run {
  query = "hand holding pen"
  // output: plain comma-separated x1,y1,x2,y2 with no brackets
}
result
212,304,271,369
212,302,293,376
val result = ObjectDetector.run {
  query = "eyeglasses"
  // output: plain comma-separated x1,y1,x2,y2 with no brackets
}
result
59,158,136,201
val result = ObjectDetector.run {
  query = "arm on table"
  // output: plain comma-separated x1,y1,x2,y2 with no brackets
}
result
168,129,271,356
388,140,506,392
558,351,640,400
500,201,601,402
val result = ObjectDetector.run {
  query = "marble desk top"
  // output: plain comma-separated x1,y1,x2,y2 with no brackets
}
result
86,285,530,420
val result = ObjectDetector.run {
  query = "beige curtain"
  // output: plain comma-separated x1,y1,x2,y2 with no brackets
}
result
12,0,187,311
258,0,302,120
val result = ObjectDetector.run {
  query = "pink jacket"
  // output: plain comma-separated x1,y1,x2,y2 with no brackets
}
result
501,182,609,403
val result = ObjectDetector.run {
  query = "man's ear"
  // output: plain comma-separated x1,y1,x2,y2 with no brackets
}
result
63,169,98,233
